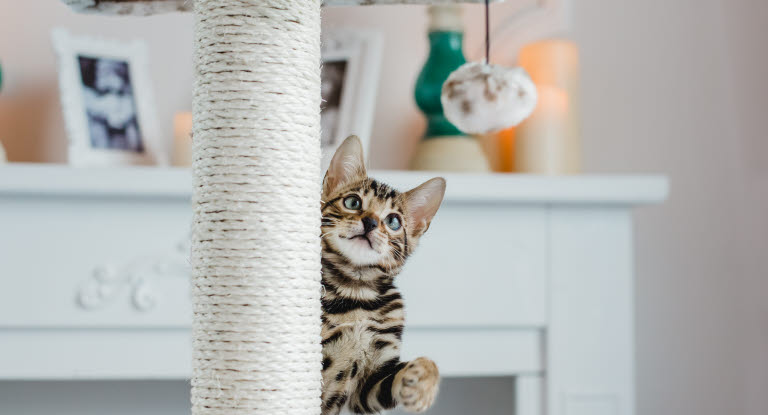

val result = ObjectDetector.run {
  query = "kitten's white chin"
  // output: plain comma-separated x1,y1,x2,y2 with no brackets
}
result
334,236,383,266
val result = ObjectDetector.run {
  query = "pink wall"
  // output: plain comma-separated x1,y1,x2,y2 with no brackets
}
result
573,1,768,413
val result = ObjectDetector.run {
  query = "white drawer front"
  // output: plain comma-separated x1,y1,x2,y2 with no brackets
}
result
401,328,542,376
0,197,547,328
398,203,547,327
0,196,192,327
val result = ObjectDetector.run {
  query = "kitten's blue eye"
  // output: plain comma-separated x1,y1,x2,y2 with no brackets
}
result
385,213,402,231
343,195,362,210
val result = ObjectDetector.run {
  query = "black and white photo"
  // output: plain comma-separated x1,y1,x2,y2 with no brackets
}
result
52,29,163,166
78,56,144,153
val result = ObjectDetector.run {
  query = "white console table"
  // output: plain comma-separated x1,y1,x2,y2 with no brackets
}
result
0,164,667,415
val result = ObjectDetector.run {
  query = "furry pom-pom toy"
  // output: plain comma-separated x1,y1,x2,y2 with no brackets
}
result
441,62,538,135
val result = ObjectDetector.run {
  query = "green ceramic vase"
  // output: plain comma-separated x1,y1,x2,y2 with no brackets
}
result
414,31,467,139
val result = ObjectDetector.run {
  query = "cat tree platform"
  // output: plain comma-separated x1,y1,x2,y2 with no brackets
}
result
63,0,491,15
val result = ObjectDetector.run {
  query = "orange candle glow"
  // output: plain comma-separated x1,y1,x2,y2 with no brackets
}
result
514,39,581,174
483,127,516,172
476,127,515,172
519,39,580,93
172,112,193,167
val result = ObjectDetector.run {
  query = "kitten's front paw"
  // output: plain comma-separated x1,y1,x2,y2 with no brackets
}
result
393,357,440,413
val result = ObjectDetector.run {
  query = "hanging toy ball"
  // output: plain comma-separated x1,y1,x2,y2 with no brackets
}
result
441,62,538,135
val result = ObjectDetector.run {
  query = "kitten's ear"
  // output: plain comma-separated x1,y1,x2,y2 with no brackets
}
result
323,135,366,196
405,177,446,235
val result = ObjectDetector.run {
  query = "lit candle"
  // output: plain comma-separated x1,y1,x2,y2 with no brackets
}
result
478,127,515,172
514,39,581,174
172,112,193,167
515,86,579,173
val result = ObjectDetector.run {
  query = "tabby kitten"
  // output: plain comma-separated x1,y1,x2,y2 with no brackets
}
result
320,136,446,415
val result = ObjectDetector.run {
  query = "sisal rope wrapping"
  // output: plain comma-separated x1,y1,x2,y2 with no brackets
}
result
191,1,323,414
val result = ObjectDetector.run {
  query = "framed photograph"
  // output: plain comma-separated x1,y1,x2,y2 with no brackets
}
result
52,28,164,166
321,30,383,171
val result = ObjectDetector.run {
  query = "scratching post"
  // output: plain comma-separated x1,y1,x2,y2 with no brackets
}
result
191,1,322,413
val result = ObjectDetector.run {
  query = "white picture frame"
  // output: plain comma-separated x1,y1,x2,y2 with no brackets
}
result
321,29,383,171
52,28,165,166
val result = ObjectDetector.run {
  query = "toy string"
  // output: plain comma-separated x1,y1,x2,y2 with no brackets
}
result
485,0,490,64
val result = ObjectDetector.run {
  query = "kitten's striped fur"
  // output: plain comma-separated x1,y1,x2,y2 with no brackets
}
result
320,136,446,415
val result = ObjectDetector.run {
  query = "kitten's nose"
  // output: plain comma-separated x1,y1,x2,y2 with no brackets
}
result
362,216,379,234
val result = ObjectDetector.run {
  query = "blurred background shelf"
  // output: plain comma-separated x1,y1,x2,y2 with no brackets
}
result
0,163,668,204
0,161,667,415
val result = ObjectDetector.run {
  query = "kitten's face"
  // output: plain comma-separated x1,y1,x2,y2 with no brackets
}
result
321,136,446,271
323,178,410,267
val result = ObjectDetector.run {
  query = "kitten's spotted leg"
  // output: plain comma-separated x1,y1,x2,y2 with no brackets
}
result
321,357,353,415
321,398,345,415
392,357,440,413
351,357,439,414
351,359,406,413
